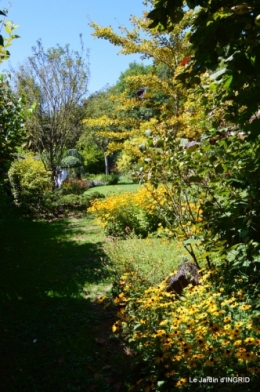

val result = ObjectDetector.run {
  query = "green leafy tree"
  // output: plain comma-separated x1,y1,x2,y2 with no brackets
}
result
0,74,26,173
13,39,90,188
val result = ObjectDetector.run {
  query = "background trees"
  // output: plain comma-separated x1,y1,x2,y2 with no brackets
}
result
13,39,90,187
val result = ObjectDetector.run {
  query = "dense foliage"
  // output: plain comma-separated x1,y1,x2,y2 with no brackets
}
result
8,155,51,211
0,75,26,173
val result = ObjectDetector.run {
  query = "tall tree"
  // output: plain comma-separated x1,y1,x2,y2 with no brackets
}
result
86,7,193,173
13,39,90,188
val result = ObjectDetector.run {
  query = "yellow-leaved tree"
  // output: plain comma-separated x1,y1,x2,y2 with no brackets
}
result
84,5,203,175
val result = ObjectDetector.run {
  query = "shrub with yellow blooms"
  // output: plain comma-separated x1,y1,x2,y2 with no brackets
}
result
88,184,171,237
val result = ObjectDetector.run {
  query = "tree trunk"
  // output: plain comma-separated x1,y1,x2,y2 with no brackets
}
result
104,154,109,175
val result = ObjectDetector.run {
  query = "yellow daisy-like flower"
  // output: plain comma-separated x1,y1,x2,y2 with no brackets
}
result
224,324,231,331
244,337,255,344
224,316,232,323
235,321,244,328
172,355,182,361
230,302,239,308
176,378,187,387
156,329,166,336
240,304,251,311
171,329,180,337
234,340,242,346
240,351,256,361
220,339,230,346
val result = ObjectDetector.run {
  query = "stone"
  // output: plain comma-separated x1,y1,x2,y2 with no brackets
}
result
166,259,199,294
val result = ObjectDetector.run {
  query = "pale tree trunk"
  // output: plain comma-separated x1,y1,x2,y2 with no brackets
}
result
104,154,109,175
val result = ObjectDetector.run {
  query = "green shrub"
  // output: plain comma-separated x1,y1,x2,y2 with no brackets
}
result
8,156,51,211
100,173,119,185
58,194,91,212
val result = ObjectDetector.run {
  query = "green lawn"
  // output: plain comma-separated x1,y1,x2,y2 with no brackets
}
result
84,182,139,197
0,195,133,391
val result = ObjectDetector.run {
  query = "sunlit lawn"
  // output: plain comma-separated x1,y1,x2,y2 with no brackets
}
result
84,182,139,197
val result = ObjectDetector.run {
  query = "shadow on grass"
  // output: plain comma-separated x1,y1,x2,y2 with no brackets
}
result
0,204,133,391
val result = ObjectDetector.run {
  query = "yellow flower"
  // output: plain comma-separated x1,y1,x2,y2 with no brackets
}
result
234,340,242,346
224,316,231,323
221,339,230,346
172,355,182,361
240,304,251,311
224,324,231,331
240,351,256,361
176,378,187,387
244,337,255,344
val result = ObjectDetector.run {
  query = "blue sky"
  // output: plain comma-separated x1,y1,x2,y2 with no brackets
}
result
0,0,152,94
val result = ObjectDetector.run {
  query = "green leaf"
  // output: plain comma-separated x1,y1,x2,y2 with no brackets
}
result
223,75,233,90
0,35,3,46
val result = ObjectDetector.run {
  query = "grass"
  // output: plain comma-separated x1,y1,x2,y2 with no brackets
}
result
0,189,134,391
84,182,139,197
103,236,190,287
